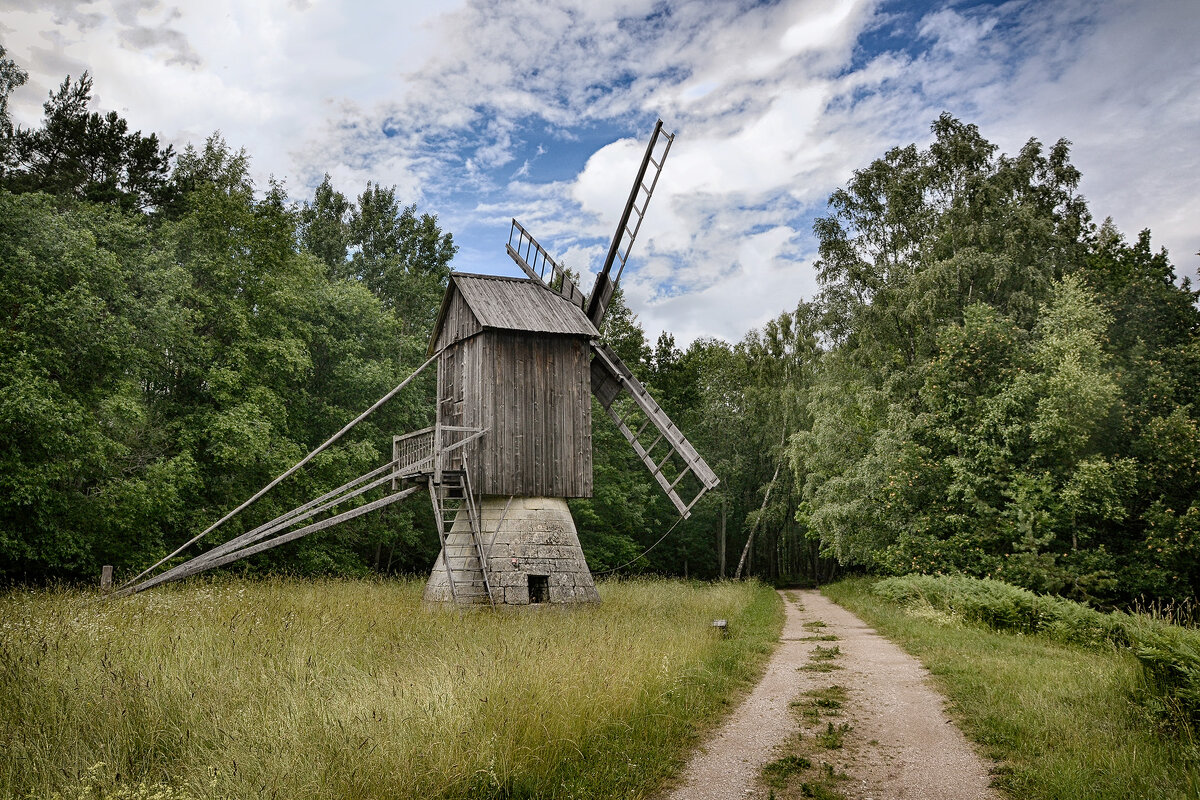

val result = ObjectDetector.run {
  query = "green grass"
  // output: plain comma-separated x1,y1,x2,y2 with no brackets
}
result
762,755,812,788
0,577,782,800
809,645,840,661
790,685,848,724
815,722,851,750
824,578,1200,800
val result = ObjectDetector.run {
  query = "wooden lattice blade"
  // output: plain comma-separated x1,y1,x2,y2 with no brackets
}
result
589,342,719,517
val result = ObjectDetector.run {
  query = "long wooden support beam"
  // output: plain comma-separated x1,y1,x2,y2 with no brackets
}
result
121,486,421,595
119,352,438,590
136,463,402,591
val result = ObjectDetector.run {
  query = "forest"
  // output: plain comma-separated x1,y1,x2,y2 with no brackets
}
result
2,49,1197,607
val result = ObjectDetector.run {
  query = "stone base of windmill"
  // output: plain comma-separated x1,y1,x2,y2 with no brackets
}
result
423,496,601,606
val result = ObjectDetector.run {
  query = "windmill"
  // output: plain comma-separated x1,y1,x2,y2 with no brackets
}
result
118,120,719,606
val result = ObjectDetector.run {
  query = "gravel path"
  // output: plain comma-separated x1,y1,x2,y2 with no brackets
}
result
659,589,1002,800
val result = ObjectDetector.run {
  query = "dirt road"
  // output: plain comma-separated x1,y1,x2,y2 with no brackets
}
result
659,589,1002,800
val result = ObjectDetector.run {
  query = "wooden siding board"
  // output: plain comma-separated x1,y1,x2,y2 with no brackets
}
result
460,330,592,498
433,288,483,352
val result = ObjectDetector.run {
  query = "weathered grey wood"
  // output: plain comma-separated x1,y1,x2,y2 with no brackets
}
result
184,487,421,577
586,119,673,327
197,469,401,564
101,565,113,592
590,342,718,517
140,460,402,591
430,476,457,602
121,352,438,590
429,274,598,355
434,321,592,498
461,460,495,606
483,495,515,562
124,486,421,594
506,242,544,282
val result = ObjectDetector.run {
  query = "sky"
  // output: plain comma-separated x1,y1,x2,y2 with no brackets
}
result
2,0,1197,346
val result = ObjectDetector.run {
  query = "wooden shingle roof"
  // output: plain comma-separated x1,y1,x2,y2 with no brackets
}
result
429,273,599,353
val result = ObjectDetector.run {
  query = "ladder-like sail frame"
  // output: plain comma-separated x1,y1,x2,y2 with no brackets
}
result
507,119,719,519
586,119,674,329
590,342,719,518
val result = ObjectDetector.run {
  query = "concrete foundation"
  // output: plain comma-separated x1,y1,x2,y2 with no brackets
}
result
424,495,601,606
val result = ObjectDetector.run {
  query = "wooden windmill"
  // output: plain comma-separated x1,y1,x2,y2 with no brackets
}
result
118,120,719,606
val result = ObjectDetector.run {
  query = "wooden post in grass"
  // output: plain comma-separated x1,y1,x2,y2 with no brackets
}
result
101,565,113,593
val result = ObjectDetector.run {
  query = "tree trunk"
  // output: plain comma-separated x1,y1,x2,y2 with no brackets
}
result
719,497,727,579
734,455,782,580
734,398,792,581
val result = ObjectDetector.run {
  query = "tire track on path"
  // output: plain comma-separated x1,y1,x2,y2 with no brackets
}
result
660,589,1002,800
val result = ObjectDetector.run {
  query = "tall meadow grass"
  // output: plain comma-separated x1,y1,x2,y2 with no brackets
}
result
0,577,780,799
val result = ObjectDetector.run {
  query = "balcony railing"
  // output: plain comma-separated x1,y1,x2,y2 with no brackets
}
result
392,424,488,484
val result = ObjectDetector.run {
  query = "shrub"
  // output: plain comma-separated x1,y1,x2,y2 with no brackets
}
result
872,573,1199,729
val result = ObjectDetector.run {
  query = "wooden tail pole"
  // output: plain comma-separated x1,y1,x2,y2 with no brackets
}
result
123,486,422,595
118,352,439,591
116,462,401,596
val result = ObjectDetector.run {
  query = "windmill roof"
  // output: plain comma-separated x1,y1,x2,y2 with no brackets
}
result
428,273,599,353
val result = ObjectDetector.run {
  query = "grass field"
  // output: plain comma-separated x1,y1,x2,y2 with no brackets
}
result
824,578,1200,800
0,577,781,800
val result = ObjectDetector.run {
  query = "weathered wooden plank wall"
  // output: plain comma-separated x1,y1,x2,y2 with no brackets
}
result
434,290,483,352
441,330,592,497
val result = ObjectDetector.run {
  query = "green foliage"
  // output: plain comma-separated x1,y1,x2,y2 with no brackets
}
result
795,115,1200,605
0,59,453,582
1127,616,1200,732
0,44,28,171
5,72,174,212
762,755,812,788
816,721,851,749
0,192,197,576
871,573,1127,646
870,573,1200,731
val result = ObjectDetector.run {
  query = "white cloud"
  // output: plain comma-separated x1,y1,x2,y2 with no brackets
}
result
918,8,997,56
2,0,1196,348
3,0,456,194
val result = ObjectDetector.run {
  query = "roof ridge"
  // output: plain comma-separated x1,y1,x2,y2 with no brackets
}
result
451,271,536,284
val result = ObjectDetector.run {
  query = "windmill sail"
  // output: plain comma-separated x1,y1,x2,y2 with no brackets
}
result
590,342,719,517
506,219,587,309
586,119,674,329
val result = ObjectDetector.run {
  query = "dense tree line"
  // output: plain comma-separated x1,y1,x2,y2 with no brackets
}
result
577,115,1200,605
2,47,1195,605
0,50,453,581
791,116,1200,605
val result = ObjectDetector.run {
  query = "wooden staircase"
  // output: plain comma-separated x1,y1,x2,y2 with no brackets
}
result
429,466,495,606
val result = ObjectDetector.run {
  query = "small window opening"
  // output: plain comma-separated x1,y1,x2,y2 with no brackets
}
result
528,575,550,604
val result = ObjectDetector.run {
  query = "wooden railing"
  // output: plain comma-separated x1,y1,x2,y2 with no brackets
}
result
394,426,436,475
392,425,489,485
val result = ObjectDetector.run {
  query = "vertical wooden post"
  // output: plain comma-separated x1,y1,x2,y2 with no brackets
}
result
101,565,113,593
434,355,444,485
719,496,727,579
